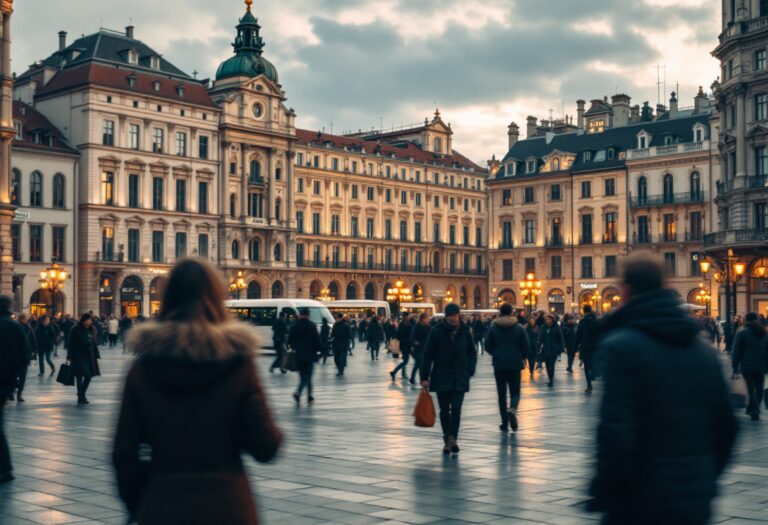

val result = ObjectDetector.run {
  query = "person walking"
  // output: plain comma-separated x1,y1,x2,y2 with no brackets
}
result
119,315,133,353
367,316,384,361
420,303,477,455
35,315,57,377
107,314,120,348
575,305,600,394
524,316,539,378
588,256,737,525
320,318,331,365
330,313,352,376
113,259,282,525
14,314,35,403
0,296,27,483
484,303,530,432
408,313,431,385
269,311,288,374
66,313,101,405
59,314,74,356
288,307,322,405
733,311,768,420
538,314,564,388
562,314,577,373
390,313,413,381
730,315,744,378
472,316,486,354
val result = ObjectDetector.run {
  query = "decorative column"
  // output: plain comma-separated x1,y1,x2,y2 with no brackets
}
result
0,2,15,296
267,147,275,223
240,144,248,219
735,85,747,180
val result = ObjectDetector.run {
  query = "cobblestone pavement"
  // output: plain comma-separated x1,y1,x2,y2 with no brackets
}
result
0,343,766,524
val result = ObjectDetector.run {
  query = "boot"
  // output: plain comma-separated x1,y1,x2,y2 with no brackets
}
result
507,408,518,432
442,436,451,455
16,395,24,403
448,436,460,454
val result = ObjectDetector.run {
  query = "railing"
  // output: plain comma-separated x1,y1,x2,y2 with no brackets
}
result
545,237,564,248
96,251,125,263
657,234,678,243
630,192,705,207
498,240,514,249
717,176,768,196
684,232,703,242
632,233,651,244
579,236,594,245
628,141,706,160
300,260,487,275
602,236,618,245
248,176,265,185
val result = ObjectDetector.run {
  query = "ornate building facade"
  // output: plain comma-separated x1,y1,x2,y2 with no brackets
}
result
0,0,14,296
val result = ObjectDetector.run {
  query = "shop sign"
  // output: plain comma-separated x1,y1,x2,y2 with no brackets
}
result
148,267,169,275
432,289,446,297
580,283,598,290
14,210,30,221
121,287,142,301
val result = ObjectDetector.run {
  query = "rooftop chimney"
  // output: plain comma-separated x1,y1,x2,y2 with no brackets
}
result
641,102,653,122
669,92,678,119
576,100,585,131
630,105,640,123
656,103,667,118
694,86,709,114
58,31,67,51
611,94,631,128
507,122,520,149
126,25,135,39
526,116,538,139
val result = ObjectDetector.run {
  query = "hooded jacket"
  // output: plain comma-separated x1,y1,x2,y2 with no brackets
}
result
590,289,737,524
733,321,768,375
575,313,601,357
485,316,530,371
0,313,27,398
420,320,477,392
113,320,282,525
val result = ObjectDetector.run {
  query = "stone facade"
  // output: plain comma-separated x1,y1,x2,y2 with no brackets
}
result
0,1,14,297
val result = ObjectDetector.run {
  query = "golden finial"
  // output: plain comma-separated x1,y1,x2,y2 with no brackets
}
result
434,108,441,118
245,0,253,11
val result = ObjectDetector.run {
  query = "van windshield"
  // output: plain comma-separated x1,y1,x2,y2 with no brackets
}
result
307,307,334,325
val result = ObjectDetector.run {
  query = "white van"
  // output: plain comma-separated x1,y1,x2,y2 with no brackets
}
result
326,300,391,320
225,299,334,350
400,302,437,317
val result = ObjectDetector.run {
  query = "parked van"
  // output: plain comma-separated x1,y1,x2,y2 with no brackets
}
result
399,302,437,316
225,299,334,350
326,300,391,320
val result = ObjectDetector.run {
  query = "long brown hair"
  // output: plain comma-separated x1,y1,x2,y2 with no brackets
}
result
159,259,227,325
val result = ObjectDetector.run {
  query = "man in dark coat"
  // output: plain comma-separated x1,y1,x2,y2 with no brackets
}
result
390,313,414,381
420,303,477,454
288,308,322,404
0,296,27,482
562,314,577,372
366,316,384,361
471,316,486,354
15,313,36,403
330,313,352,376
732,311,768,420
575,304,600,394
67,314,101,405
35,315,58,377
270,311,288,374
409,313,431,385
589,257,737,525
484,303,530,432
538,313,564,388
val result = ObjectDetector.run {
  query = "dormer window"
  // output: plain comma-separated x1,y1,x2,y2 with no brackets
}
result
434,137,442,153
552,158,560,171
153,81,161,92
664,135,674,146
127,49,139,65
587,119,605,134
150,56,160,69
128,76,137,88
13,121,22,140
506,163,515,176
607,148,615,160
526,159,536,173
176,86,185,98
637,132,651,149
694,126,704,142
33,132,41,144
583,151,592,162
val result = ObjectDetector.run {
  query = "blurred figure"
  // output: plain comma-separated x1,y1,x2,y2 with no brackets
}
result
485,303,530,432
408,313,431,385
119,315,133,353
59,313,75,356
420,303,476,455
524,316,539,378
288,307,322,405
703,317,721,350
538,314,564,388
66,313,101,405
35,315,57,377
113,259,282,524
270,311,288,374
320,318,331,365
0,296,27,482
575,305,600,394
366,316,384,361
472,315,486,354
730,315,744,378
14,314,35,403
562,314,577,373
390,312,413,381
331,313,351,376
732,312,768,421
107,314,119,348
589,256,736,525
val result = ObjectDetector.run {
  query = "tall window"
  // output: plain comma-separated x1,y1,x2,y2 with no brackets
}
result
664,213,676,241
581,256,593,278
551,217,562,243
296,244,304,266
663,252,676,277
502,189,512,206
502,222,513,248
400,220,408,241
690,171,701,199
152,231,164,263
463,225,469,246
756,146,768,176
551,255,562,279
449,253,457,273
367,218,375,238
52,174,66,208
127,229,140,263
230,194,236,217
663,174,674,203
129,124,140,150
198,182,208,214
296,211,304,233
604,178,615,196
175,179,187,212
11,224,20,261
29,225,43,262
502,259,513,280
250,161,261,182
524,219,535,244
102,120,115,146
385,219,392,240
637,176,648,204
604,212,617,243
524,187,534,203
401,249,408,271
249,239,260,262
176,131,187,156
52,226,65,262
29,171,42,207
581,214,593,244
757,93,768,121
690,211,703,239
449,224,456,245
101,227,114,261
152,177,164,210
314,180,321,195
581,181,591,198
475,226,482,247
101,171,114,205
756,49,766,71
525,258,536,273
550,184,561,201
755,202,768,230
331,214,340,235
125,174,138,209
152,128,164,153
351,216,359,238
367,187,375,201
198,233,209,259
198,136,209,159
415,221,423,243
312,213,321,235
433,223,440,243
605,255,617,278
637,216,650,243
274,243,282,262
351,185,358,199
11,169,20,205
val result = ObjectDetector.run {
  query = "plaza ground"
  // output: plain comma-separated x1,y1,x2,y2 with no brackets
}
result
0,343,767,525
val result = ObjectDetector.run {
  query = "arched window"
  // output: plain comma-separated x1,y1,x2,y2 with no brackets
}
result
52,174,66,209
231,240,240,260
30,171,42,207
272,281,284,298
249,239,260,262
309,280,322,299
274,243,282,262
275,167,282,181
690,171,701,200
11,169,20,205
637,176,647,204
346,282,358,300
663,174,674,203
229,193,236,217
365,282,375,300
275,198,281,221
249,160,261,182
473,287,483,309
328,281,339,300
247,281,261,299
460,286,468,308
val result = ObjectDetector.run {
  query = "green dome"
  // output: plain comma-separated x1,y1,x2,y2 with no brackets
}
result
216,53,278,83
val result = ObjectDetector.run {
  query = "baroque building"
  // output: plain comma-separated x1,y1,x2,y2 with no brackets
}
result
0,0,14,296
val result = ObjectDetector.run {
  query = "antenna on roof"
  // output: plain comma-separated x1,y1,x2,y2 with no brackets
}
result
655,63,666,106
330,120,333,134
192,70,198,79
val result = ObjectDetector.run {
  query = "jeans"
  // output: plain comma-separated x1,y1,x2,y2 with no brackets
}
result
566,350,576,371
76,375,92,399
409,353,423,383
545,355,557,384
333,349,347,374
527,353,536,375
16,364,28,395
0,405,11,474
270,340,285,371
744,373,765,415
38,351,55,375
296,362,314,400
436,391,465,439
494,369,521,426
369,342,380,360
108,334,118,348
392,350,410,377
583,354,594,389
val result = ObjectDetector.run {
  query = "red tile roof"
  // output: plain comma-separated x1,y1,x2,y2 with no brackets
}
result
295,129,486,173
12,100,78,154
34,63,218,109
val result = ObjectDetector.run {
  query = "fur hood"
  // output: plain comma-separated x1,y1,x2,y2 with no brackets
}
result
493,315,518,328
127,320,260,362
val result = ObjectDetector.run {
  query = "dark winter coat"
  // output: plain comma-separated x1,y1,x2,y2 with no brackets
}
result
409,322,431,359
320,323,331,351
484,316,530,371
420,320,477,393
19,323,36,363
538,322,564,358
0,313,28,398
271,317,287,343
575,313,601,357
525,324,540,357
562,322,576,353
367,320,384,345
66,324,101,378
35,323,58,354
287,318,322,364
590,289,737,525
330,320,352,352
396,320,413,354
471,319,486,340
114,320,282,525
733,321,768,375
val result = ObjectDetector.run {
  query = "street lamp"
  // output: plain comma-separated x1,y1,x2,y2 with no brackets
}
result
519,272,543,315
700,250,746,340
386,280,413,316
39,258,68,317
695,283,712,316
229,270,247,299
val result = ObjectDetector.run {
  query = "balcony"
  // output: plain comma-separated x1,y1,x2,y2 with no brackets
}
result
300,260,488,276
96,251,125,263
630,192,706,208
704,229,768,248
657,233,678,243
498,240,514,250
684,231,703,242
628,141,706,161
545,237,564,248
632,233,652,245
716,176,768,197
579,236,594,246
248,176,265,186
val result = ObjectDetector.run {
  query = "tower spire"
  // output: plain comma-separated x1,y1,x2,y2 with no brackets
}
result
245,0,253,12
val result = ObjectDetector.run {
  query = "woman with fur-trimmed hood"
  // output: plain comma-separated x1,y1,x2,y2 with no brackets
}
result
113,259,282,525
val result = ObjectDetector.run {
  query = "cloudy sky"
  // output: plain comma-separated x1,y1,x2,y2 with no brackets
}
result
12,0,721,164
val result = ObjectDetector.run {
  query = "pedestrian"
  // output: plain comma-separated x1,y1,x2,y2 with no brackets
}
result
107,314,119,348
588,256,737,525
288,307,322,405
320,317,331,364
119,315,133,353
59,313,74,356
66,313,101,405
408,313,430,385
420,303,476,455
113,259,282,525
524,316,539,378
472,315,486,354
358,317,368,343
14,314,35,403
538,313,564,388
730,315,744,377
390,312,413,381
575,305,600,394
35,314,57,377
367,316,384,361
562,314,577,372
269,311,288,374
331,313,351,376
732,311,768,420
0,296,27,483
484,303,530,432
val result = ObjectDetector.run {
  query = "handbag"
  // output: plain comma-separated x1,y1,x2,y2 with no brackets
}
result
282,349,299,372
387,338,401,357
730,377,747,409
56,363,75,386
413,389,436,428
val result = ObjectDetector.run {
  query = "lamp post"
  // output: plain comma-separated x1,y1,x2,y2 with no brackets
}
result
39,258,68,317
700,250,746,346
228,270,246,299
317,287,334,302
386,280,413,317
695,283,711,316
519,272,543,315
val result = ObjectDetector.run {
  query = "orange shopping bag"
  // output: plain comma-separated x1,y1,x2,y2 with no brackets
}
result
413,389,436,427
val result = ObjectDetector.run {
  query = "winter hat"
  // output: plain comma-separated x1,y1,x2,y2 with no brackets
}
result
445,303,461,316
745,312,759,323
